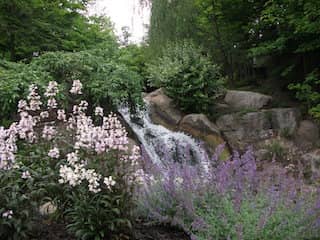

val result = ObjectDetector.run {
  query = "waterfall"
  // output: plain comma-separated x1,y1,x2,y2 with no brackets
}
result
118,104,210,169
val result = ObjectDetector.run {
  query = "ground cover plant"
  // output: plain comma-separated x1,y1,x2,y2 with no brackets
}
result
0,80,141,239
136,145,320,240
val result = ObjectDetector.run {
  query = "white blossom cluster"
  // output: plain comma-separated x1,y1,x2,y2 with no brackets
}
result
2,210,13,219
42,125,56,140
94,106,104,117
27,84,42,111
57,109,66,121
44,81,59,97
21,170,31,179
45,81,59,109
0,126,17,170
58,151,103,193
1,80,142,196
48,147,60,159
40,111,49,119
70,80,83,95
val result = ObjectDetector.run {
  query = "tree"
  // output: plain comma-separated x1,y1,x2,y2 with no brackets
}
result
0,0,114,61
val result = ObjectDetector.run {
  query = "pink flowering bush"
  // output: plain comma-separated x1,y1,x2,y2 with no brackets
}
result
0,80,141,239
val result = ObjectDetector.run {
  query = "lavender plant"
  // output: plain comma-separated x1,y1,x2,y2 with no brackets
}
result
136,145,320,240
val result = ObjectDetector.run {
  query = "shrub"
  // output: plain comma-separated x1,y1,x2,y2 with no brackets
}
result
0,168,39,240
0,80,141,239
0,47,143,124
289,69,320,120
136,145,320,240
147,40,225,113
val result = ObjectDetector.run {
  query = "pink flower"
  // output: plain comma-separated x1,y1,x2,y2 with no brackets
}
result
70,80,83,95
57,109,66,121
48,147,60,159
27,84,42,111
47,98,57,109
94,107,104,117
42,125,56,140
45,81,59,97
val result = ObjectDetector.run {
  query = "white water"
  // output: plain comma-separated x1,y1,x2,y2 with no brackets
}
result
119,104,210,169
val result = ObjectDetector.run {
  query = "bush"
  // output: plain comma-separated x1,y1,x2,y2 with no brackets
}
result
0,47,144,124
0,80,141,239
136,145,320,240
147,40,225,113
289,69,320,120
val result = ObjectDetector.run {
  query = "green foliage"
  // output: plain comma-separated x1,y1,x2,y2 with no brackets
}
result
146,0,320,93
265,140,286,161
0,60,51,123
147,0,266,82
0,168,39,240
147,41,225,113
0,47,143,122
195,193,312,240
0,0,115,61
289,69,320,119
119,45,149,85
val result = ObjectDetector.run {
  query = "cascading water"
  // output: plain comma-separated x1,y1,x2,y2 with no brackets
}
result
118,104,210,169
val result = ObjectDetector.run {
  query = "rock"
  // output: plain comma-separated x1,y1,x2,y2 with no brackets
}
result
295,120,319,148
215,108,300,151
224,90,272,110
269,108,301,135
216,111,274,150
179,114,228,157
180,114,220,136
302,149,320,180
144,88,183,130
39,202,57,216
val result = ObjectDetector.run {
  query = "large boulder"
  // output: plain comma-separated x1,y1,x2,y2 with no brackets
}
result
216,111,274,150
224,90,272,110
144,88,183,130
216,108,301,151
179,114,228,157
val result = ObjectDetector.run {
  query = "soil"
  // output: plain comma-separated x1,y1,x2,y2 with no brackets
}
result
30,219,190,240
132,224,190,240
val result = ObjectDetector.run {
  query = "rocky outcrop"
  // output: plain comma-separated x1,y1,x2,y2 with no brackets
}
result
180,114,220,136
179,114,227,156
269,108,301,134
144,89,229,156
143,88,320,174
216,108,301,150
295,120,320,149
216,111,274,150
224,90,272,110
302,149,320,179
144,88,183,130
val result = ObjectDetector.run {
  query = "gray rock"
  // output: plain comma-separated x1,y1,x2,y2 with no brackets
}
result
180,114,220,136
296,120,319,147
302,149,320,179
216,111,274,150
269,108,301,134
215,108,300,151
144,88,183,130
224,90,272,110
39,202,57,216
179,114,227,155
